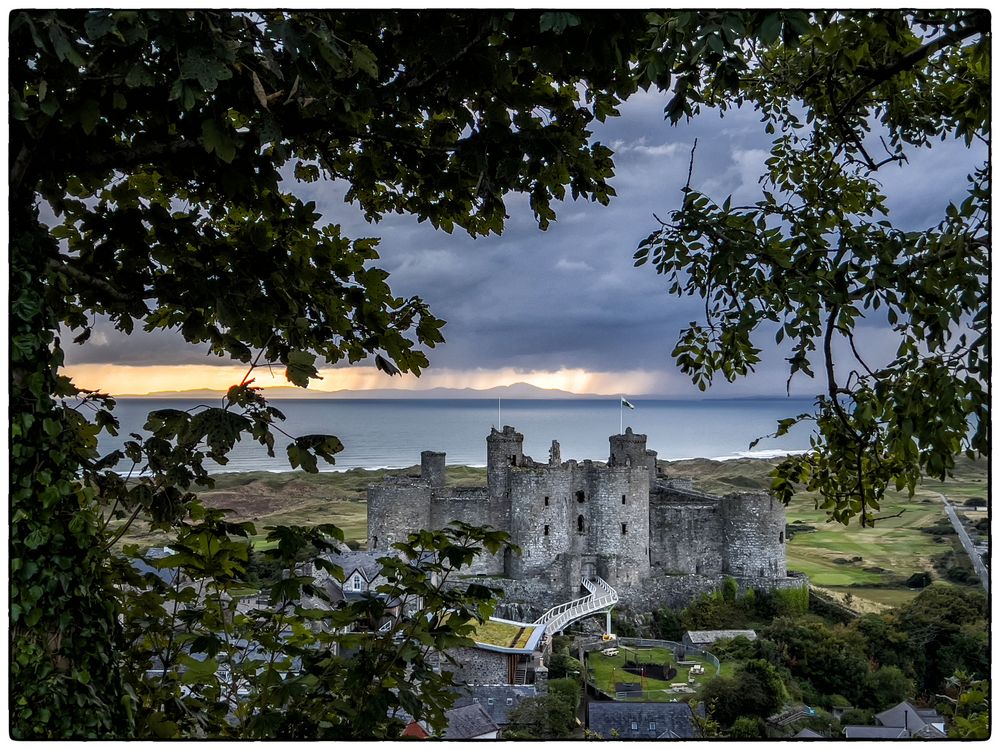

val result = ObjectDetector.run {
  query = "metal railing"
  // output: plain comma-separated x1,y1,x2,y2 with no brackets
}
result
533,577,618,635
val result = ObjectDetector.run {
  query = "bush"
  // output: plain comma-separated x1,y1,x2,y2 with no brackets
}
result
730,716,766,738
547,677,581,714
905,572,932,589
839,708,874,726
963,497,985,507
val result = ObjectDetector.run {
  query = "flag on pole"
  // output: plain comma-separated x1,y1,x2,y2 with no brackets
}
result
621,397,636,410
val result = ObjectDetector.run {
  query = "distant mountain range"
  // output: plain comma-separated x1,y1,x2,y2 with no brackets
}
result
118,381,623,400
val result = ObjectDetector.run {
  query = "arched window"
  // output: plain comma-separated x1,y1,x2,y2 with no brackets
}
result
577,515,586,533
779,531,784,543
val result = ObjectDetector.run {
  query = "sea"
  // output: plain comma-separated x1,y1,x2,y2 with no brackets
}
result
100,397,817,474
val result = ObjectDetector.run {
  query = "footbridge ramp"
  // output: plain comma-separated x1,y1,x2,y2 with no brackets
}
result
533,577,618,637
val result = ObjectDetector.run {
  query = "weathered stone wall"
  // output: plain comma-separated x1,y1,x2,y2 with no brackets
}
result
430,487,503,575
721,491,787,578
447,647,510,685
648,486,725,576
367,477,431,553
421,450,446,487
583,462,650,588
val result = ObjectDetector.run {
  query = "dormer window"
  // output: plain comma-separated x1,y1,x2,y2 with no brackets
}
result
351,573,364,591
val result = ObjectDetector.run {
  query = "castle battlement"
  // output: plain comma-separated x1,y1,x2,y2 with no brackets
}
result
367,427,800,610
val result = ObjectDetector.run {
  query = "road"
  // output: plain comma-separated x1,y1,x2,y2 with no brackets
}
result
936,493,989,594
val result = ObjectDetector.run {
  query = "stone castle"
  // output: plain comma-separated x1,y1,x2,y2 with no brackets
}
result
368,426,806,611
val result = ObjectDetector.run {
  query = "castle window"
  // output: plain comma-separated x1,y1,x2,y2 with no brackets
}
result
621,523,627,535
544,496,549,506
510,455,517,465
779,531,784,543
575,490,585,503
622,494,626,505
544,525,549,536
577,515,586,533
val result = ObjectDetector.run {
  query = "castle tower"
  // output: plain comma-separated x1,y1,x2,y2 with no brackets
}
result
421,450,446,487
609,427,648,469
720,491,787,579
487,425,523,496
367,479,432,553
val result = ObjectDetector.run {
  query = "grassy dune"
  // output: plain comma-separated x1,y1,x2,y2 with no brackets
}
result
119,454,987,613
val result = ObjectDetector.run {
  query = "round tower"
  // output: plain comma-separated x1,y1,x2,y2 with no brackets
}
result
421,450,446,487
720,491,787,579
367,479,432,553
609,427,648,469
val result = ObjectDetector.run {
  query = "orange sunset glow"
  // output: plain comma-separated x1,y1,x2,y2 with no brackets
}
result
61,363,666,396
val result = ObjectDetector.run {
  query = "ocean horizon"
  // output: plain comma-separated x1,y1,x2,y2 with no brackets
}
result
97,397,817,474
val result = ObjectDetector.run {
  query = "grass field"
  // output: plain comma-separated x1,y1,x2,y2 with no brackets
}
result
117,454,987,614
587,646,716,701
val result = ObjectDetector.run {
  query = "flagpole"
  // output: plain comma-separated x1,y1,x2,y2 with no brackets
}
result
498,396,501,429
620,395,623,435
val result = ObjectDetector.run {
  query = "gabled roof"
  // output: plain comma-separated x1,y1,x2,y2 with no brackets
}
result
452,684,537,725
442,703,499,739
876,701,944,732
587,701,697,739
323,549,382,582
844,725,910,739
793,728,824,738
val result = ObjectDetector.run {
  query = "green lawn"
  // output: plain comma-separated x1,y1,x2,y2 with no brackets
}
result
587,646,718,701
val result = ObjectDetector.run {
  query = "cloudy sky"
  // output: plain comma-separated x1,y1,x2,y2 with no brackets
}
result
62,84,984,397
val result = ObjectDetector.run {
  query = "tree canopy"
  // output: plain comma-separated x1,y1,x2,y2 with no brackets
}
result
8,8,991,739
10,9,642,738
633,10,989,525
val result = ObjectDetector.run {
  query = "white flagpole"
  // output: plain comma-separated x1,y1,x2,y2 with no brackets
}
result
498,396,501,429
620,395,623,434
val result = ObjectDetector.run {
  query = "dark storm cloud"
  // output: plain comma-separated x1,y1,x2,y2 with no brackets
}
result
63,87,984,396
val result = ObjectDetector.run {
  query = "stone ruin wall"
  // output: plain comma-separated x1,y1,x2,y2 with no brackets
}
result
368,427,798,612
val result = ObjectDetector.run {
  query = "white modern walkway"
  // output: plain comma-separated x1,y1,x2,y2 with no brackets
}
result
533,576,619,636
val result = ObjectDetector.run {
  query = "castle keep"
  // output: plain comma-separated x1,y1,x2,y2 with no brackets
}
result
368,426,805,611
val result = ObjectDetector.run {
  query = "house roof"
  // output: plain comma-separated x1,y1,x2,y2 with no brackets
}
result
876,701,944,732
442,703,499,739
793,728,824,738
452,685,537,725
587,701,698,740
844,726,910,739
684,629,757,645
322,550,382,582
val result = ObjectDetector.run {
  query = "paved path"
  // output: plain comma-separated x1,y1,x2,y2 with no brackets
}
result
936,493,989,593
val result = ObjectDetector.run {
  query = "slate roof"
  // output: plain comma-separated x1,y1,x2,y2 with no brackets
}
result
793,728,824,738
442,703,500,739
876,701,946,733
844,726,910,739
452,685,537,725
321,549,381,581
683,629,757,646
587,701,698,739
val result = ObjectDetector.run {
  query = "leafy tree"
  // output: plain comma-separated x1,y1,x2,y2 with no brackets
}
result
547,677,582,715
938,671,989,740
895,585,987,692
650,606,684,641
730,715,767,739
634,10,990,526
504,694,577,739
700,658,786,728
863,666,914,712
546,648,583,680
9,9,645,738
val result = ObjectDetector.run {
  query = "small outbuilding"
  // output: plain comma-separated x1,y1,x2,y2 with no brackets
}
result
682,629,757,649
